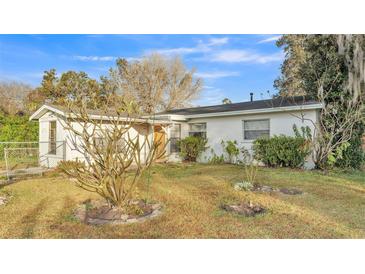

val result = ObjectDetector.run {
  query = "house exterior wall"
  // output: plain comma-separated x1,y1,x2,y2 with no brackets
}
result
38,111,66,168
38,110,155,168
170,109,318,168
36,106,320,169
64,121,153,164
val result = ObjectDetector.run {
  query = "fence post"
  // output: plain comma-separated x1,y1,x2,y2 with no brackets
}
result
4,148,10,181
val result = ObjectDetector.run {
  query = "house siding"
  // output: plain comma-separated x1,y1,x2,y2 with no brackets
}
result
38,111,66,168
175,109,318,168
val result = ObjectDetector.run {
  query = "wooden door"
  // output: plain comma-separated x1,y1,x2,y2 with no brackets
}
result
153,126,166,159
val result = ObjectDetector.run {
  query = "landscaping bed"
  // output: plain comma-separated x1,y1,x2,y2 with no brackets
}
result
74,199,163,225
0,164,364,238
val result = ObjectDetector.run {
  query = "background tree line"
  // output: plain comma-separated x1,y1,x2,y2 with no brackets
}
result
0,53,203,145
275,34,365,169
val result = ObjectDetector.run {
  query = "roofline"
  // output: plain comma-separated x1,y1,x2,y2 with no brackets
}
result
153,103,323,119
29,104,172,125
29,104,65,121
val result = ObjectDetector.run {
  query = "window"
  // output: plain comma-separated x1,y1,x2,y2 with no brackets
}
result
189,123,207,139
49,121,57,154
170,124,181,153
243,119,270,140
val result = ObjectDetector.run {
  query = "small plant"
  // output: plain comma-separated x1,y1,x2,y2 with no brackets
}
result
233,149,258,191
208,149,225,164
243,163,258,185
234,181,254,191
177,136,208,162
221,140,240,164
327,142,350,168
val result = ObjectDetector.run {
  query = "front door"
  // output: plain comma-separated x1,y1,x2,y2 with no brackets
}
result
153,126,166,160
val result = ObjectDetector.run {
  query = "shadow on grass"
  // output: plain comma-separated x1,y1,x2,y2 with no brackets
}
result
18,198,48,238
49,196,90,239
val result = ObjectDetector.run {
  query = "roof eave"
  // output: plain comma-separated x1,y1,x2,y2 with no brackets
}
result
169,103,323,119
30,104,172,124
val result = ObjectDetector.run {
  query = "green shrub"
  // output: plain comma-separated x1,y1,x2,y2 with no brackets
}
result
0,113,38,158
221,140,240,163
177,136,208,162
253,135,311,168
208,148,225,164
336,123,365,169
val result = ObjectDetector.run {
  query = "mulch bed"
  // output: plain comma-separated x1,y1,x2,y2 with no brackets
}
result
74,199,163,225
221,202,266,217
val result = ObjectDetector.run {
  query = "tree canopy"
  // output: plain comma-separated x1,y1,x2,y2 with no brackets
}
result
105,54,203,114
25,69,106,112
275,34,365,169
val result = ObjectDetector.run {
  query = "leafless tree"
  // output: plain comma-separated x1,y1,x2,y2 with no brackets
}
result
0,81,33,114
108,53,203,114
58,95,166,209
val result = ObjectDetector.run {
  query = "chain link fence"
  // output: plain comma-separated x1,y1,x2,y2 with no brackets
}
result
0,141,65,181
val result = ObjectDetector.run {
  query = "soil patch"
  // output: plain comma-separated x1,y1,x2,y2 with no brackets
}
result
74,199,163,225
221,202,266,217
253,184,303,195
278,188,303,195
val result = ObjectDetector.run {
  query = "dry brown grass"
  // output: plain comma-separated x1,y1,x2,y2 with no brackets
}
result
0,163,364,238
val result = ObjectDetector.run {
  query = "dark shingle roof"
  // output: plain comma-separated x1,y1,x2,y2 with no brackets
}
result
158,96,320,116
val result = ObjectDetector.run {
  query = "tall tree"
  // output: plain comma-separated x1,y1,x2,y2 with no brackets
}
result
274,35,307,96
107,54,203,114
0,81,33,115
275,34,365,169
25,69,105,112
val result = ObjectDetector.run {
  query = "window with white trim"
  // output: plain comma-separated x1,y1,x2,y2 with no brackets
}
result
169,124,181,153
243,119,270,140
189,123,207,139
48,121,57,154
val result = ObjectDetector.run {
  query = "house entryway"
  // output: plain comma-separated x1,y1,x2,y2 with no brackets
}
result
153,126,166,161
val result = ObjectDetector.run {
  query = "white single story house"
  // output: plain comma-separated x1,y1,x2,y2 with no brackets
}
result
30,96,322,169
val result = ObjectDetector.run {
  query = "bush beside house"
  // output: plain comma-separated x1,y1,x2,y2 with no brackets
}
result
177,136,208,162
253,135,311,168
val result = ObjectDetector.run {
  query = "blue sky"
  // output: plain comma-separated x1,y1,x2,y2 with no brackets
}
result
0,34,283,106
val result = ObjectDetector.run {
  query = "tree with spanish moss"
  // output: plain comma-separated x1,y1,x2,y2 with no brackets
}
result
275,34,365,169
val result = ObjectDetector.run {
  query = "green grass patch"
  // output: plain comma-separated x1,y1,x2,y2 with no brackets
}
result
0,164,364,239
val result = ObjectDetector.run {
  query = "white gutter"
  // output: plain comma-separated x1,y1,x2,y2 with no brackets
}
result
174,103,323,119
29,104,172,124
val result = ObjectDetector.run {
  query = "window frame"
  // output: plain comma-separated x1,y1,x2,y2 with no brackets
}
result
48,120,57,155
242,119,270,141
169,123,181,154
188,122,207,139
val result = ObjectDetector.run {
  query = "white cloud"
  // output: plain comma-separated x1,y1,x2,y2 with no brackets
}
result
73,55,117,61
257,35,282,44
73,55,141,62
125,57,141,62
206,37,229,46
195,71,239,79
150,37,229,56
210,50,284,64
194,87,226,106
155,47,202,55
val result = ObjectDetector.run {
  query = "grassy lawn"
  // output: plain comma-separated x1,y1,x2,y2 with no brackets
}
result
0,163,364,239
